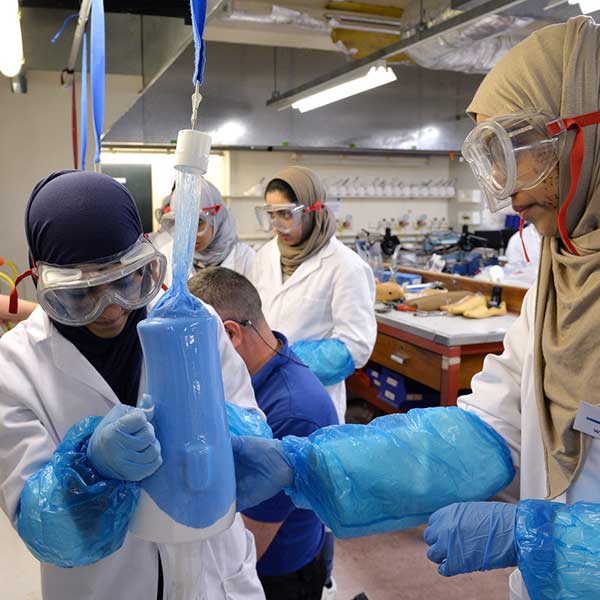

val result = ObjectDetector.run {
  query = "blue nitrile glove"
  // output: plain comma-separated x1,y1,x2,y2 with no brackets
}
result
87,405,162,481
231,435,294,511
425,502,517,576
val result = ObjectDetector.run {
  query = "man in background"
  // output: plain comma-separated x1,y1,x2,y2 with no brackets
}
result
189,267,338,600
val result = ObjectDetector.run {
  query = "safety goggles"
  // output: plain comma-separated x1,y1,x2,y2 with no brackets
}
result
10,236,167,326
161,205,220,237
255,202,324,234
462,109,600,255
462,111,565,213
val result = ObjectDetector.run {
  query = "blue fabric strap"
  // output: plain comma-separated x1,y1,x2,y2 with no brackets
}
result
190,0,208,85
80,31,88,171
91,0,105,166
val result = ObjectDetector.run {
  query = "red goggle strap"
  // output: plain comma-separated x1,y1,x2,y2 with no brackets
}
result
9,269,33,315
305,201,325,214
557,122,583,256
202,205,221,217
546,111,600,257
519,217,531,264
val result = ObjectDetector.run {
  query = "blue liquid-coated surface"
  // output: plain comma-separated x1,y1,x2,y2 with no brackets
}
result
138,298,235,529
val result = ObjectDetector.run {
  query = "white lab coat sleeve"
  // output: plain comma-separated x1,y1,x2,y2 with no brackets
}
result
458,288,535,468
235,243,256,279
0,392,56,525
329,255,377,369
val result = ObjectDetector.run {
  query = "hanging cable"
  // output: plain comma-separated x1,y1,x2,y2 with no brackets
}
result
71,79,78,169
90,0,105,170
52,13,80,169
80,30,88,171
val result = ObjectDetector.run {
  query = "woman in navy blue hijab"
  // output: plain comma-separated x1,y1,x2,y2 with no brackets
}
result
24,170,156,406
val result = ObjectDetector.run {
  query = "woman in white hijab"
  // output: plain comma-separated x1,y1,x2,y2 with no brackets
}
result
152,180,255,285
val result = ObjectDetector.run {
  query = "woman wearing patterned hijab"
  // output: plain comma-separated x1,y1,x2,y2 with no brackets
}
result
424,16,600,600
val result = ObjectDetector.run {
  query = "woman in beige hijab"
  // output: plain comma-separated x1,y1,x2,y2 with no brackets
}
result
251,165,376,425
424,15,600,600
251,166,376,598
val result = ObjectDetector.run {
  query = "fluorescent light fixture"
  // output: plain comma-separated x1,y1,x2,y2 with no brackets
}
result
568,0,600,12
0,0,24,78
290,65,397,113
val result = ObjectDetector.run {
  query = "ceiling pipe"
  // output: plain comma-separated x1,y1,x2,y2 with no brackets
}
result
61,0,92,88
267,0,530,110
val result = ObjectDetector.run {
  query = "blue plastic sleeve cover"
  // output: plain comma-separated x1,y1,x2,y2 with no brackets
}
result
281,407,515,538
226,402,273,439
17,416,140,568
291,339,355,387
516,499,600,600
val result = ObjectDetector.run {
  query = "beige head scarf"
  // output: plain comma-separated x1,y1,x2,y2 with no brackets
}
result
269,166,336,279
468,16,600,499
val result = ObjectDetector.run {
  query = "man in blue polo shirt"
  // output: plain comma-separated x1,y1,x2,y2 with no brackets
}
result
188,267,338,600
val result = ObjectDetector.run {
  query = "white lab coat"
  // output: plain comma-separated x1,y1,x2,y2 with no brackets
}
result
251,236,377,422
151,232,256,287
0,307,265,600
504,224,542,266
459,287,600,599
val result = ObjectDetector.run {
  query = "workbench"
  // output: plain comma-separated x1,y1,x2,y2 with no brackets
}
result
347,310,518,414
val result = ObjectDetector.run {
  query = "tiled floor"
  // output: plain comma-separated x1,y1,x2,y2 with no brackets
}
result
333,526,512,600
0,513,41,600
0,514,511,600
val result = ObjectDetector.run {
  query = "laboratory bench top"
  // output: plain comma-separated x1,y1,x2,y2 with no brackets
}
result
348,308,518,412
375,310,518,347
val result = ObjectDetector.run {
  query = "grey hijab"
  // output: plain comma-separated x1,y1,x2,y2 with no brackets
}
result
193,181,239,268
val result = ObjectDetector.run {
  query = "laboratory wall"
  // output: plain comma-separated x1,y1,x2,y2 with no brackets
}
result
224,150,456,245
105,41,483,152
0,70,142,301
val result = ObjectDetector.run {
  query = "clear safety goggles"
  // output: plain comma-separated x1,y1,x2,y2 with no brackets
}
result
161,205,220,237
10,236,167,326
462,111,565,213
255,202,324,234
462,108,600,256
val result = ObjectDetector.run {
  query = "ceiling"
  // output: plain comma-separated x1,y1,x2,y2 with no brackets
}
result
18,0,589,75
20,1,193,18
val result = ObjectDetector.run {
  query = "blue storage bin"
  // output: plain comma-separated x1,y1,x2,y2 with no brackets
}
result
377,368,407,408
402,379,440,410
374,268,393,282
395,273,423,286
365,364,382,388
365,365,381,381
377,368,440,410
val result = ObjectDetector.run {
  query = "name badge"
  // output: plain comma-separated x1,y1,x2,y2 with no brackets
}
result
573,401,600,439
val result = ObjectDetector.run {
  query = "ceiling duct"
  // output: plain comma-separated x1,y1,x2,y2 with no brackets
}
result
404,14,539,73
223,5,330,32
325,2,544,74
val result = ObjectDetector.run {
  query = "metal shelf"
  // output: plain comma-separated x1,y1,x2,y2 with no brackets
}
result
224,195,456,201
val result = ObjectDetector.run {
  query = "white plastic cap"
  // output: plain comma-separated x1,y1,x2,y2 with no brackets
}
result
174,129,212,174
